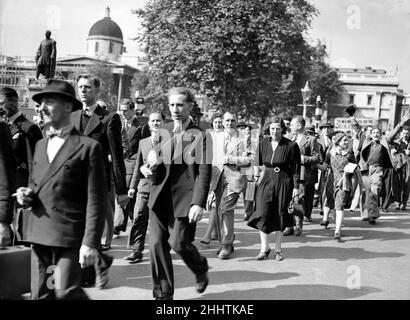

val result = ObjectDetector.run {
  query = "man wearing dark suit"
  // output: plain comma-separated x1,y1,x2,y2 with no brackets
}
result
72,74,128,250
16,79,107,299
114,99,150,235
126,111,164,263
0,87,43,240
285,116,320,236
387,113,410,209
0,122,16,247
141,87,211,300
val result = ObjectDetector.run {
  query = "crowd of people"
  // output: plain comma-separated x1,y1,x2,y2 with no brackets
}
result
1,77,410,300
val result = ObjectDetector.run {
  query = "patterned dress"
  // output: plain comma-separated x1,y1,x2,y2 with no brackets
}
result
247,136,300,233
325,150,357,210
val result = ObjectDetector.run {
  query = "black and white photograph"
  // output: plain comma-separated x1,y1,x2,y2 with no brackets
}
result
0,0,409,306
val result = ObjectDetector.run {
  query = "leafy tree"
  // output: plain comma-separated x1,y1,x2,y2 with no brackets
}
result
134,0,341,125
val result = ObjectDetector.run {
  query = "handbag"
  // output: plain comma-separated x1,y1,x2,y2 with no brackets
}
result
245,181,256,201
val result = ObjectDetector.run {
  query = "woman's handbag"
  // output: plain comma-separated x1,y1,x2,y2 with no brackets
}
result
245,181,256,201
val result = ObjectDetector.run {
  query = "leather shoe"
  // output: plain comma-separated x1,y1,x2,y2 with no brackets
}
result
369,218,376,225
101,244,111,251
283,227,294,236
123,251,143,263
294,227,302,236
195,272,209,294
218,245,234,259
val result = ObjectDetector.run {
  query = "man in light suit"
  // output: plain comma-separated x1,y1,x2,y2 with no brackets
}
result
113,99,150,236
16,79,107,299
72,74,128,250
141,87,211,300
0,122,16,247
126,111,164,263
210,112,253,259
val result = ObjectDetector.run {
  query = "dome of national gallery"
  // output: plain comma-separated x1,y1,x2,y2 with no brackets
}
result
86,7,124,61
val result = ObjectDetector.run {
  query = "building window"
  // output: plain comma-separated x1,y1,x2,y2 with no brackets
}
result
367,95,373,106
95,42,99,53
109,41,113,54
349,94,355,104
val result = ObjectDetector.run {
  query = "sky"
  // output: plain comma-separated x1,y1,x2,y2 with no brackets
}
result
1,0,410,90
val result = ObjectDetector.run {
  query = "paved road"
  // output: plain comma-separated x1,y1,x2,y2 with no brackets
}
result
85,200,410,300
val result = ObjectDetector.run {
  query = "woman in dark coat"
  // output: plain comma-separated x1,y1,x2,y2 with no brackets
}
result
248,117,301,261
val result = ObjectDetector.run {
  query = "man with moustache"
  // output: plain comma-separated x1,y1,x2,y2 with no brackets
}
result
15,79,107,299
72,74,128,250
141,87,211,300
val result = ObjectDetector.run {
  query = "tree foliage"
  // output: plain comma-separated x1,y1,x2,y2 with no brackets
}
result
134,0,342,124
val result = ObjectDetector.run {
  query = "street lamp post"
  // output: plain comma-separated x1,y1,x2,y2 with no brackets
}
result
315,95,323,130
301,81,312,120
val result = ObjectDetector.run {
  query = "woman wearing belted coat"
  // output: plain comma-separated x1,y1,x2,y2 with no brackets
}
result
247,117,301,261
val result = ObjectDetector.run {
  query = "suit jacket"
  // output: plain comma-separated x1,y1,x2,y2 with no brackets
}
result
359,136,393,172
317,136,333,161
289,133,320,184
71,105,127,194
148,120,211,218
129,136,160,193
209,130,253,193
0,123,16,224
26,128,107,248
122,118,150,187
9,114,43,186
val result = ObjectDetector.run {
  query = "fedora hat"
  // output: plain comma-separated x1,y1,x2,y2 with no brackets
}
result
32,79,82,111
319,122,334,129
345,104,356,117
237,123,253,130
305,125,316,134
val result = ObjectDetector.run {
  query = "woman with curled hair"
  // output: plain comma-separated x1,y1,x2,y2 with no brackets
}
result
247,117,301,261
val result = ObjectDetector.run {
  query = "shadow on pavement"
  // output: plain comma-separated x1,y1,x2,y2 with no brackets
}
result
192,284,381,300
105,264,298,291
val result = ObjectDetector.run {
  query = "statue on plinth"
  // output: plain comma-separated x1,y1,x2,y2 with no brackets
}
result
35,30,57,79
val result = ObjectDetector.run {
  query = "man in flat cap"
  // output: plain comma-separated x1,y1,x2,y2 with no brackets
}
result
16,79,107,299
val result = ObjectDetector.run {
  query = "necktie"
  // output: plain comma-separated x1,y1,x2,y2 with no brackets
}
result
83,108,92,117
224,134,230,155
46,129,63,139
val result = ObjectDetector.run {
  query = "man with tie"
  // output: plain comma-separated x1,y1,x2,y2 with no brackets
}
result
15,79,107,299
0,122,16,247
0,87,43,241
210,112,253,259
140,87,211,300
72,74,128,250
114,99,150,236
284,116,320,236
126,111,164,263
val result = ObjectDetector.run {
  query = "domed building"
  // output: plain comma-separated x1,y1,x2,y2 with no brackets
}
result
87,7,124,61
54,7,146,111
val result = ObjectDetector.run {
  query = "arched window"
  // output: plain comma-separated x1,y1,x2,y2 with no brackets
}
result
109,41,113,54
95,42,99,53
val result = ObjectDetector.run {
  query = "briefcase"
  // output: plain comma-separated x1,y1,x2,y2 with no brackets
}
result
245,182,256,201
0,246,31,299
